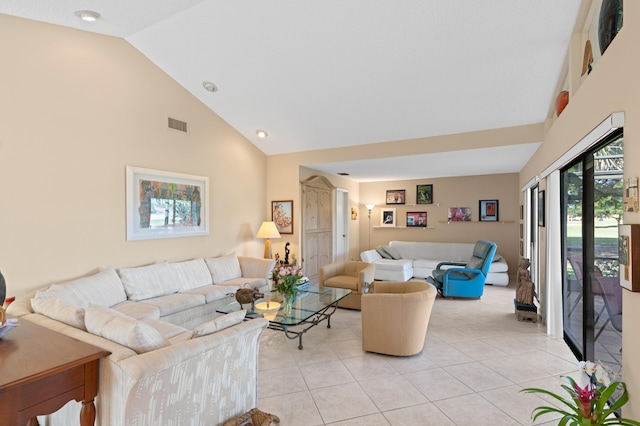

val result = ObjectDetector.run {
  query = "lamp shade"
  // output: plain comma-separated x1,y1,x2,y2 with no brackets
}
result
256,221,281,239
365,204,375,210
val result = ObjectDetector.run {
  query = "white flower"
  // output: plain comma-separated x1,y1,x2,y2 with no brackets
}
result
585,361,597,374
595,365,611,386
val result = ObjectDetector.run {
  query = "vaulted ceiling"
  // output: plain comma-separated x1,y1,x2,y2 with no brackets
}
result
1,1,583,181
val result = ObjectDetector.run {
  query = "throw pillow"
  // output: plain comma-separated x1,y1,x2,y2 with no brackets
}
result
375,246,392,259
169,258,213,292
31,298,86,330
118,262,179,302
42,267,127,308
84,305,169,354
382,246,402,260
493,254,503,262
205,253,242,284
192,310,246,338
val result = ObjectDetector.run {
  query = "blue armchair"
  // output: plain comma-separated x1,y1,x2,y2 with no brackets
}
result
427,240,497,298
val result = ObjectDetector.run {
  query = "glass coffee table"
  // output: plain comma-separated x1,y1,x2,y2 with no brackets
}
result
216,284,351,349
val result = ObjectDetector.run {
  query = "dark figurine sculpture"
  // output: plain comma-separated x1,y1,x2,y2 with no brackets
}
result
284,242,290,265
235,286,264,312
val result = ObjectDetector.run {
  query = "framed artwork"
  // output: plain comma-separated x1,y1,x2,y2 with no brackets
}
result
126,166,209,241
272,200,293,234
538,191,546,227
416,184,433,204
619,224,640,292
381,208,396,226
479,199,499,222
448,207,472,222
406,211,427,227
386,190,406,205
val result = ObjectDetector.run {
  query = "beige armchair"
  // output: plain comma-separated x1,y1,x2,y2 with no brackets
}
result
361,281,437,356
319,261,375,310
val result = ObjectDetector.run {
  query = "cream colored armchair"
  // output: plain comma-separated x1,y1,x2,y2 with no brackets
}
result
319,261,375,310
361,281,437,356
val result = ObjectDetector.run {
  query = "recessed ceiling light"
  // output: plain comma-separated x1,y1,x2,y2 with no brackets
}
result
256,130,269,138
202,81,218,92
74,10,101,22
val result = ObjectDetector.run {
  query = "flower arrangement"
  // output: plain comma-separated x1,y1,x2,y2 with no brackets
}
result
270,264,306,314
521,361,640,425
270,264,306,297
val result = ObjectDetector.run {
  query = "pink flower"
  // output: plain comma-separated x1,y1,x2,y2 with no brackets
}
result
574,382,595,418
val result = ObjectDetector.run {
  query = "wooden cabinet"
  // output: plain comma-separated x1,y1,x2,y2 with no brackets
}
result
301,176,334,282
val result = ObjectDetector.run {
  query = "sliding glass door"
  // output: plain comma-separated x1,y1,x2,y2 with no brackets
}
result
561,130,623,369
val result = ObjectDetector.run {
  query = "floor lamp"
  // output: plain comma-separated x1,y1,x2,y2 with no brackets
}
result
257,221,281,259
366,204,375,249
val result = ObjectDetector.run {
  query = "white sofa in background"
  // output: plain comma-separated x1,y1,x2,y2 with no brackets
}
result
7,253,275,425
360,240,509,286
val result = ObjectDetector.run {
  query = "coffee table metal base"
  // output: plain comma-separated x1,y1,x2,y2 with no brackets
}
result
268,300,339,349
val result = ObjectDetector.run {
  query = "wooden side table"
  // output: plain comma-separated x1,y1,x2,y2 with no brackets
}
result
0,318,110,425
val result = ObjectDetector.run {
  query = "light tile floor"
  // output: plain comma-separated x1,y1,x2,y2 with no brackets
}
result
256,282,579,425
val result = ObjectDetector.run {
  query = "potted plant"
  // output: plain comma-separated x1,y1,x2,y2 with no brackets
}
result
521,361,640,425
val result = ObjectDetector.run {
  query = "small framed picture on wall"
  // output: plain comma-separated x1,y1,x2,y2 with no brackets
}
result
479,200,499,222
272,200,293,234
406,211,427,227
381,208,396,226
386,190,406,205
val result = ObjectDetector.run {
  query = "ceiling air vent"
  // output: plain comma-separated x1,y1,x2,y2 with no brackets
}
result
168,116,189,134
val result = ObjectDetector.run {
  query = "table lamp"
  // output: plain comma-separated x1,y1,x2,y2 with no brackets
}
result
256,221,281,259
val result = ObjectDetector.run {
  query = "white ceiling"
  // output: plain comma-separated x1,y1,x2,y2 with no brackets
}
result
1,1,582,181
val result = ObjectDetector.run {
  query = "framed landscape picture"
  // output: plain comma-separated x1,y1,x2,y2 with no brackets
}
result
126,166,209,241
272,200,293,234
479,199,499,222
416,184,433,204
386,190,405,205
406,211,427,227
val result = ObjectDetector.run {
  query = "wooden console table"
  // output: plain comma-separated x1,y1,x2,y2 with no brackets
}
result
0,318,110,425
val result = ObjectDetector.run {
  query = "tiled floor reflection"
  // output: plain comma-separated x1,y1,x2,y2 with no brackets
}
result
257,281,579,425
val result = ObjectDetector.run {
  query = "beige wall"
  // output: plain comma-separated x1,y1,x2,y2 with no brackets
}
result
0,15,268,296
520,2,640,418
359,174,519,275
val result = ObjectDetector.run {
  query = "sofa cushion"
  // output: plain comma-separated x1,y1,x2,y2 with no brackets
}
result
39,267,127,308
31,298,86,330
84,305,169,354
111,300,161,320
169,258,213,292
139,293,205,317
214,278,264,289
205,253,242,283
192,310,246,337
375,247,392,259
118,262,179,302
324,275,359,291
141,318,193,343
183,285,236,304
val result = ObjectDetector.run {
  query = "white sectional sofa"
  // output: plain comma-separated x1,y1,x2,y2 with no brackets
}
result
360,240,509,286
7,253,275,425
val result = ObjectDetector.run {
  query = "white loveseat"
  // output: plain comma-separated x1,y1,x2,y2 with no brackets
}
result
360,240,509,286
7,253,275,426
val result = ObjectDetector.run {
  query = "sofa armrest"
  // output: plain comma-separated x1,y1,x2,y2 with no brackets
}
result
238,256,276,279
360,249,382,263
435,261,466,270
358,263,376,288
116,318,268,424
6,289,38,317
